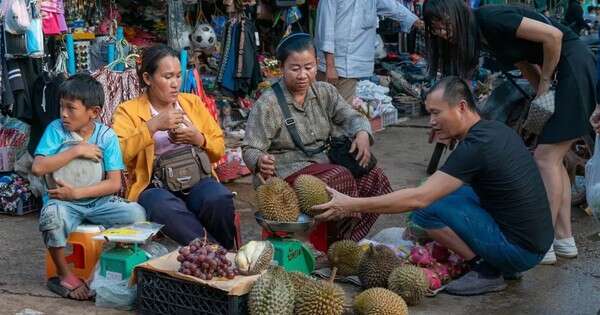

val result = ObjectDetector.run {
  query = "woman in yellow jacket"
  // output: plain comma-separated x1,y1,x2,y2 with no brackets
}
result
112,44,235,249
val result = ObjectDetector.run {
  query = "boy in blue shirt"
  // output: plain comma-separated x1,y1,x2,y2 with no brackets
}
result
32,74,146,300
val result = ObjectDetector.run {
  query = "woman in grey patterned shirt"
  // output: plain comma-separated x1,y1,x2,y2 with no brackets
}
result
242,33,393,248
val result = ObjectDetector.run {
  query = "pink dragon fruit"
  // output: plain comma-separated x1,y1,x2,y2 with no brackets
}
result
447,253,469,279
431,262,451,283
425,241,450,263
409,245,434,267
423,268,442,290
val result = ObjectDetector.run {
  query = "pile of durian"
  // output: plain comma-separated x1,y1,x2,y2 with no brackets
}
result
257,175,330,222
327,240,424,313
248,266,346,315
246,240,417,315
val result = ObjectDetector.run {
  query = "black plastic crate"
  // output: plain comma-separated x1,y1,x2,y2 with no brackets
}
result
136,268,249,315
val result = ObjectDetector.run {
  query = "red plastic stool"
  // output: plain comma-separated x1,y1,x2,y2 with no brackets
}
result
261,221,329,253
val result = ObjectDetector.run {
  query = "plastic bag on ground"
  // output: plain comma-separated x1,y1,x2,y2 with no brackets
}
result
90,263,137,311
585,134,600,221
359,227,414,258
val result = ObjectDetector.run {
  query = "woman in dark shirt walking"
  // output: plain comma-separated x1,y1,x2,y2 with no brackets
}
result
422,0,597,265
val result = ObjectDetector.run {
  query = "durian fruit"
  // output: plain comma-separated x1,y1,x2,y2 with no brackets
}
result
294,269,344,315
257,177,300,222
354,287,408,315
293,175,330,216
249,266,295,315
327,240,364,276
358,244,402,289
235,241,274,275
287,271,316,295
387,265,429,306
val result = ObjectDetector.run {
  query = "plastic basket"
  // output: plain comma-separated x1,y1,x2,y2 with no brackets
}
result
395,96,421,118
382,108,399,127
0,197,40,216
136,268,249,315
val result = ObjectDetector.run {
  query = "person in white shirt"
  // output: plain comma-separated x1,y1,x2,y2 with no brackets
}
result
314,0,422,104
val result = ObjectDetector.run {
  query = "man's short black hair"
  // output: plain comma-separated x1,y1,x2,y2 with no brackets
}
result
57,73,105,109
428,76,478,112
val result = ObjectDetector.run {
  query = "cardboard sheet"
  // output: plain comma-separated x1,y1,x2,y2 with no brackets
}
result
133,250,260,296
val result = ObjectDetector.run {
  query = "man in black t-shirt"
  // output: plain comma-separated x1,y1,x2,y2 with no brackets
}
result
314,76,553,296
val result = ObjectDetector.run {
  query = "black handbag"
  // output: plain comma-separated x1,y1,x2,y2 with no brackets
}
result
272,83,377,178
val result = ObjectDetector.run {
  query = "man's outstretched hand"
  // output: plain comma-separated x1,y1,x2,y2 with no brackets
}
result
313,187,356,221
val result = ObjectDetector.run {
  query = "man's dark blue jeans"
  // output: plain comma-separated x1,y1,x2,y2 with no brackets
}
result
411,186,544,274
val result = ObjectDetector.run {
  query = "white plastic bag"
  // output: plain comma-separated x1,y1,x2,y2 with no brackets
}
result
90,264,137,311
585,134,600,221
358,227,415,258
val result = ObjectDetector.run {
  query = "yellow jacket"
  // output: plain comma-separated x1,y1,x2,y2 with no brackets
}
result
112,93,225,201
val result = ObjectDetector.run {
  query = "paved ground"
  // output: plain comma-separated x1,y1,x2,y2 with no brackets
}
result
1,118,599,315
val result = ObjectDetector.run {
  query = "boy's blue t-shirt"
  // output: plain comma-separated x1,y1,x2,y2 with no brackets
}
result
35,119,125,203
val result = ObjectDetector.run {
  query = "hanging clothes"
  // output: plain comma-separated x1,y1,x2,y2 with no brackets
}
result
235,18,262,95
5,57,43,121
40,0,67,35
92,67,141,126
217,17,262,96
28,72,65,155
0,23,5,108
218,20,240,93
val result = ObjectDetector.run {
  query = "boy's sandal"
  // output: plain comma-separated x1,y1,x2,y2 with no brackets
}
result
47,276,95,301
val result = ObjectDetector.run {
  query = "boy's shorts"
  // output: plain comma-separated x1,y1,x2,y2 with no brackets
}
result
411,186,544,274
39,195,146,248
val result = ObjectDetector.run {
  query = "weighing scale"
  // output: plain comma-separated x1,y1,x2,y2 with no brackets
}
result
255,212,316,274
94,223,162,281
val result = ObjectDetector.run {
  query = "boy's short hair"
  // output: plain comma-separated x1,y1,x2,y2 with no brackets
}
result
57,73,105,109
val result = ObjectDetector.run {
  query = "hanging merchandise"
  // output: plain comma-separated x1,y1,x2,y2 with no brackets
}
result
217,16,262,96
211,15,227,40
5,0,31,35
190,24,216,50
40,0,67,35
4,29,28,58
167,0,192,50
92,58,141,126
192,68,219,122
73,41,91,72
28,71,65,155
25,2,44,58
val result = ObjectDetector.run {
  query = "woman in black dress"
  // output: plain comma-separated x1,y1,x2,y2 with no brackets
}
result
422,0,597,265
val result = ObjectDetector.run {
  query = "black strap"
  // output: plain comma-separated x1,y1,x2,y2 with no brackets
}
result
272,83,327,157
502,71,534,102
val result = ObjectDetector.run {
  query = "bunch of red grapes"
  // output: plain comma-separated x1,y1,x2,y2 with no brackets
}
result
177,238,238,280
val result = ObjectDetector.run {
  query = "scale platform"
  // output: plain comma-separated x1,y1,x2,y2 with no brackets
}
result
255,212,316,274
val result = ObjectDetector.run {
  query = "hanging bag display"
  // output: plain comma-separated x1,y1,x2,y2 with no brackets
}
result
5,0,31,35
